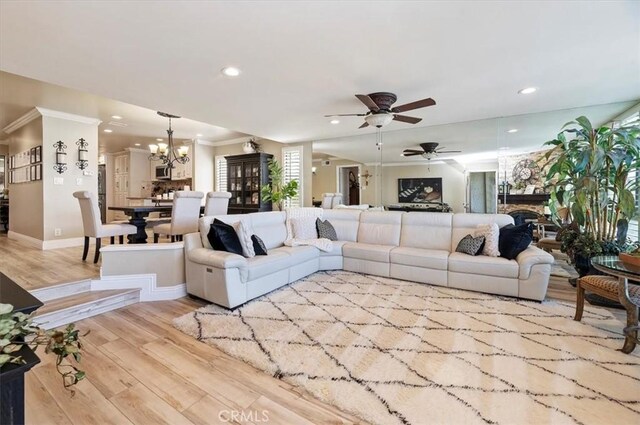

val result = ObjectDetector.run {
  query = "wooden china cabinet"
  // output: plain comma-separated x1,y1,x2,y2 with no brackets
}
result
226,153,273,214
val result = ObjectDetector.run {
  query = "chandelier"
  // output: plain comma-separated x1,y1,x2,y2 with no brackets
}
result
148,111,189,169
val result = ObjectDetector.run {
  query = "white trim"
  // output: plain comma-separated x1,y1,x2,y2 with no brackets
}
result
3,108,41,134
199,136,256,147
42,236,86,250
93,273,187,301
36,107,102,125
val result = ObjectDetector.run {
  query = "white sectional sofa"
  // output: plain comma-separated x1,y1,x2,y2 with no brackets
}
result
184,210,554,308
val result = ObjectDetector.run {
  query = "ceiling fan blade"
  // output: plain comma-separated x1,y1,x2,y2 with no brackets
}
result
437,150,462,153
323,113,367,117
402,152,424,157
359,122,369,129
391,97,436,113
393,114,422,124
355,94,380,112
403,149,423,154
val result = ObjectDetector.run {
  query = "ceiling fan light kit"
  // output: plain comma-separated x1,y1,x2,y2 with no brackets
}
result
365,113,394,128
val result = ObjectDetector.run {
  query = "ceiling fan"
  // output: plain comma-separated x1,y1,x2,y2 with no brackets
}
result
402,142,461,159
325,92,436,128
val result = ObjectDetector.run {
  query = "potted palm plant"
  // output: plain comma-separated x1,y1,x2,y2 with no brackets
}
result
260,159,299,211
542,115,639,275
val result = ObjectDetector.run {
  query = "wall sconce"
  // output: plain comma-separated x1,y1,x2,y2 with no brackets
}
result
312,166,317,174
76,138,88,170
53,140,67,174
361,170,372,187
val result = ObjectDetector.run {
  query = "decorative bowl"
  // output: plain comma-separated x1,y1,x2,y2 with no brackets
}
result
619,253,640,267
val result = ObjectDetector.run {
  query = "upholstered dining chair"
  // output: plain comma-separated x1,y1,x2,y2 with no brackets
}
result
331,193,344,209
320,193,334,209
204,191,231,216
73,191,137,263
153,191,204,243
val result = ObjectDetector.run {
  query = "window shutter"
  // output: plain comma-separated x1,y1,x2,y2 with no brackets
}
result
215,156,227,192
628,166,638,242
282,146,303,208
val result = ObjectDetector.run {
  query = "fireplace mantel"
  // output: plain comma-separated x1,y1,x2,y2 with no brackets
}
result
497,194,550,205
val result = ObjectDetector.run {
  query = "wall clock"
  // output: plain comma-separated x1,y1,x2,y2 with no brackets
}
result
512,159,540,183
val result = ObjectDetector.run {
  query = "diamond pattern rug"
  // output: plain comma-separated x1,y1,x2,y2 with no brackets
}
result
174,271,640,425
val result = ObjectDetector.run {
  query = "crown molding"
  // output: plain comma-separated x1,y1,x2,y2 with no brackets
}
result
3,107,101,135
2,108,41,134
36,107,102,125
197,136,257,147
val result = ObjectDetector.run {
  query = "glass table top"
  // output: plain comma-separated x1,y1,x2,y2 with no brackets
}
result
591,255,640,277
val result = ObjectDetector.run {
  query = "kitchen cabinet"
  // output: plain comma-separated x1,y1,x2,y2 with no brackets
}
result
111,150,151,220
226,153,273,214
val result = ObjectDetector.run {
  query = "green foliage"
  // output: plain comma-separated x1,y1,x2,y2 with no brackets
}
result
541,115,640,248
0,303,87,394
260,159,299,211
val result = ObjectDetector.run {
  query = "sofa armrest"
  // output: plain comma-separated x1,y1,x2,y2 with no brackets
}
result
187,248,247,269
516,245,554,279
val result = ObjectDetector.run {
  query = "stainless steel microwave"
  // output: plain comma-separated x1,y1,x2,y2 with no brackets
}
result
155,166,170,180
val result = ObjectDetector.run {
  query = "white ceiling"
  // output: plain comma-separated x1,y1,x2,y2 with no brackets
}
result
1,1,638,145
0,72,245,153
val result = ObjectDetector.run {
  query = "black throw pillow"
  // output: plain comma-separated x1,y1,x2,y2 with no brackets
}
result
251,234,268,255
207,219,243,255
499,222,533,260
316,218,338,241
455,234,485,256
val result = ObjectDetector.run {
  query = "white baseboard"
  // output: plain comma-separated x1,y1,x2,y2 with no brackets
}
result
30,279,92,302
8,231,90,250
92,273,187,301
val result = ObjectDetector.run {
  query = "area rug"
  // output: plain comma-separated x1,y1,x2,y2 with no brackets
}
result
174,271,640,425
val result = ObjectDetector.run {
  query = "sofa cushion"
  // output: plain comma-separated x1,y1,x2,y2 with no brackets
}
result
451,213,513,252
199,215,244,249
400,212,453,251
246,250,291,281
247,211,287,250
357,211,403,246
208,219,243,255
319,240,348,257
343,242,394,263
499,223,533,260
390,247,449,270
322,210,361,241
271,245,319,263
448,252,519,278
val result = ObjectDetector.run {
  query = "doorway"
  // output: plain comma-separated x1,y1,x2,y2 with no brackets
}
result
336,165,361,206
467,171,497,213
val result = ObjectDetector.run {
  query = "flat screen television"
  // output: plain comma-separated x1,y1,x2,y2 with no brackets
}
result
398,178,443,203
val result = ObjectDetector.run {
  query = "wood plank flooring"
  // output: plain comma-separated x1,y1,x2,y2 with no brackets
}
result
26,298,362,425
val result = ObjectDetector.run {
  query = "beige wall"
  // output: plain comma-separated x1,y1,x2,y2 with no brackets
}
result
213,139,313,207
312,159,366,202
42,115,99,241
8,117,44,239
193,141,215,196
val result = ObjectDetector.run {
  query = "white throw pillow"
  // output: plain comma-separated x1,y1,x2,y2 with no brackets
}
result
474,223,500,257
291,216,318,240
232,219,255,258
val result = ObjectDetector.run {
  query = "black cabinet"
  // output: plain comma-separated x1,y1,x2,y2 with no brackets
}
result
226,153,273,214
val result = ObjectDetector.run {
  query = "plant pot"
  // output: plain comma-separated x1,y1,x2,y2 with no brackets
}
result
573,253,592,277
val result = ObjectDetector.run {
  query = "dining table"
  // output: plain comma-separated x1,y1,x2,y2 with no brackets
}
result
108,205,204,244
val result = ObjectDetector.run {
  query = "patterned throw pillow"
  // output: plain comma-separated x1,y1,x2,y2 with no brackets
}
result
455,234,486,256
474,223,500,257
232,219,255,258
251,234,268,255
316,218,338,241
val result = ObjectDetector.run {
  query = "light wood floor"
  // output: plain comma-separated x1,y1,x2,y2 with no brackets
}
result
5,232,626,423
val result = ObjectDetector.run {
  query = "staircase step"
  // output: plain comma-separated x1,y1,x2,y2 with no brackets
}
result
29,279,93,302
33,289,140,330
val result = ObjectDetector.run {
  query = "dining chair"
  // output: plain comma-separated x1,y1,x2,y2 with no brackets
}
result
153,191,204,243
320,193,334,209
73,191,137,263
204,191,231,216
331,193,344,209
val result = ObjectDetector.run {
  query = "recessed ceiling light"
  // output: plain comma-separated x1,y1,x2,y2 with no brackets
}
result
221,66,241,77
103,129,113,133
507,129,518,133
134,143,141,146
330,119,340,125
518,87,537,94
196,133,203,137
156,138,163,142
111,115,123,120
